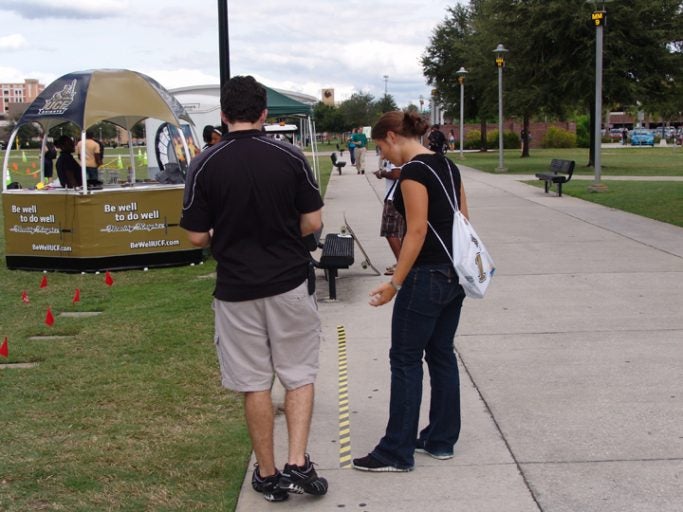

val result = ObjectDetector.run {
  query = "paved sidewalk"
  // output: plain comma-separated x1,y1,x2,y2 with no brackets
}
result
236,151,683,511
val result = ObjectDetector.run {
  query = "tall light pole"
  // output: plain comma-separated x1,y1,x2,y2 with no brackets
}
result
383,75,388,96
493,44,508,173
456,67,468,159
588,0,612,192
419,95,424,114
217,0,230,133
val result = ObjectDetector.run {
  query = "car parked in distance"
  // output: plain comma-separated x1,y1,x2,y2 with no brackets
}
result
630,129,654,146
608,128,624,141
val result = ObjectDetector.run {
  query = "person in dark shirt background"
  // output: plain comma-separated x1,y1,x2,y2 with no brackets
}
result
54,135,83,188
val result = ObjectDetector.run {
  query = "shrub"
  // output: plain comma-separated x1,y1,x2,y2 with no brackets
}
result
542,126,577,148
575,115,590,148
464,129,484,150
489,130,521,150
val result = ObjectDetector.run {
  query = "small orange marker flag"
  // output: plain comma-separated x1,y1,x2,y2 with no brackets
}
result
12,162,18,171
105,271,114,286
45,307,55,327
72,288,81,304
21,290,30,303
40,275,48,288
0,337,8,358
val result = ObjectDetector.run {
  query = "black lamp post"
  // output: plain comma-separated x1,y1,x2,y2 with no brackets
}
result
217,0,230,133
493,44,508,173
587,0,612,192
456,67,468,159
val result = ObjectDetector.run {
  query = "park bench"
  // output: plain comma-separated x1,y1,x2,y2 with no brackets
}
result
535,159,576,197
330,152,346,175
312,233,354,300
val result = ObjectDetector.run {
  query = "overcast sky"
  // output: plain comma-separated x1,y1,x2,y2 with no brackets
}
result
0,0,464,108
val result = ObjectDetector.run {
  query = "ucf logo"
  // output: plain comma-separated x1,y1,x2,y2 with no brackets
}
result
38,79,77,115
470,234,487,283
475,253,486,283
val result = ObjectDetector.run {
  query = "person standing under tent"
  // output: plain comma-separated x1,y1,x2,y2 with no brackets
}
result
75,130,101,182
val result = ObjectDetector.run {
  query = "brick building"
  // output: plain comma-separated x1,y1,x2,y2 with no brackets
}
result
0,78,45,118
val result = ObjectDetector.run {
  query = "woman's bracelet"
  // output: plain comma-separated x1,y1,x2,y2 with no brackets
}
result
389,280,401,292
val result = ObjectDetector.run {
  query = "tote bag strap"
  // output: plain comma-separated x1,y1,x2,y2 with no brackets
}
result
409,158,460,265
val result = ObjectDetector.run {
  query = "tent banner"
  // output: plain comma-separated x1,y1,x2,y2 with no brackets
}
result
3,188,194,258
20,73,90,128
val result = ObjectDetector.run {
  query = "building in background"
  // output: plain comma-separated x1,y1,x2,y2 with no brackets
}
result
1,79,45,118
321,88,335,106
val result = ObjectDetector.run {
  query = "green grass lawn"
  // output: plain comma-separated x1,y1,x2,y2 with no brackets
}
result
526,180,683,227
453,147,683,228
449,146,683,176
0,255,252,511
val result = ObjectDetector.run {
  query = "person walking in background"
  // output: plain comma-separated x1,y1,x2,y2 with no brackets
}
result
427,124,446,154
75,130,101,182
374,159,404,275
353,111,469,472
352,126,368,174
347,130,356,165
181,75,328,502
448,129,456,150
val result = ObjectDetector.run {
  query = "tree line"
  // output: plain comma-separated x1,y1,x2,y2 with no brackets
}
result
313,93,401,134
421,0,683,161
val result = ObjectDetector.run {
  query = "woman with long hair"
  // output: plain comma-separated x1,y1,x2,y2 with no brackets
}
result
353,111,469,472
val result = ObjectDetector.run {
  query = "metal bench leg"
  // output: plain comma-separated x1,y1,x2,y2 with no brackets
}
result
558,183,563,197
544,180,550,193
328,268,338,300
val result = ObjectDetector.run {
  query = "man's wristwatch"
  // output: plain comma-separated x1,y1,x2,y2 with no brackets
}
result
389,280,401,292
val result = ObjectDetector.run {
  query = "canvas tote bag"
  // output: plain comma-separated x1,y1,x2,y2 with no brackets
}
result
416,158,495,298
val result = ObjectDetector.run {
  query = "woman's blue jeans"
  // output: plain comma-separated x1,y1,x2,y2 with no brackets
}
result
372,263,465,469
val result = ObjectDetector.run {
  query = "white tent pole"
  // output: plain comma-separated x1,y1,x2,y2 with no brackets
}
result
80,130,88,192
39,132,47,182
2,127,20,191
2,128,20,191
308,117,320,186
125,118,136,183
127,130,136,183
